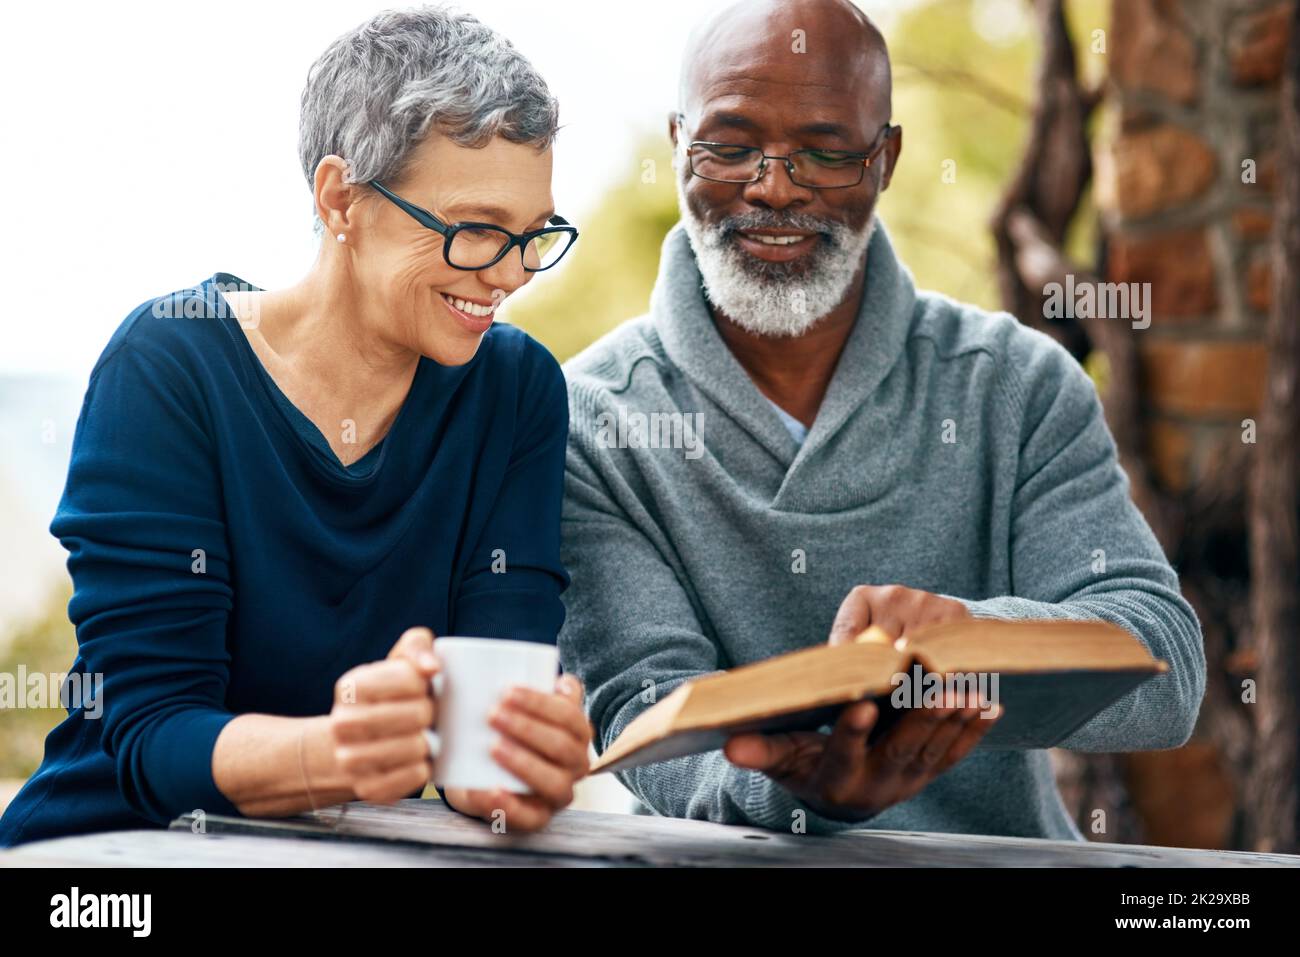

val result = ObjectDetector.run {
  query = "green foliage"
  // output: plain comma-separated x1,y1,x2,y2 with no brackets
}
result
510,137,680,362
881,0,1108,311
0,582,76,779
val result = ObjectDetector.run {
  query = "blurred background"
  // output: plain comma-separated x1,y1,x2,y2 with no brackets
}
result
1,0,1297,852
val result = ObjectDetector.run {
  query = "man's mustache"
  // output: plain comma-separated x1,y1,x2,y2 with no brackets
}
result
712,212,844,244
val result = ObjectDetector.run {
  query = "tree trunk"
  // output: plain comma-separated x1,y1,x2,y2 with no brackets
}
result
1244,6,1300,853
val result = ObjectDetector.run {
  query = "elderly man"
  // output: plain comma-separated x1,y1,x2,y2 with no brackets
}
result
558,0,1204,839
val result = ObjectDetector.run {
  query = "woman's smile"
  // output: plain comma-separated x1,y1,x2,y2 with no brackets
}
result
438,290,499,334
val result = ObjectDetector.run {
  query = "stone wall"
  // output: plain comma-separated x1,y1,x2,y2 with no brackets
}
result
1102,0,1292,492
1093,0,1295,848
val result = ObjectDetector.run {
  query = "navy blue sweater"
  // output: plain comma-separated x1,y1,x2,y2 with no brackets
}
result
0,273,569,846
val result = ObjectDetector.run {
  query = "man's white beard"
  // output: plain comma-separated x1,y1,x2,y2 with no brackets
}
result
678,190,876,338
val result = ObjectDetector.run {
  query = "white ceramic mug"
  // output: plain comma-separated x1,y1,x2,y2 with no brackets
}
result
426,637,560,793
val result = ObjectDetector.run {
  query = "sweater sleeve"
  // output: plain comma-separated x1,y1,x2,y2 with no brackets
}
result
950,332,1206,751
452,339,569,645
50,340,241,825
558,398,870,835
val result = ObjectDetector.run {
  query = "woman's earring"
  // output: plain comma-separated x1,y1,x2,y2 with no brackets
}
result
336,233,346,243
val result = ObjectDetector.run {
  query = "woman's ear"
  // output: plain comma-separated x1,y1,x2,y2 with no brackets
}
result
314,155,358,236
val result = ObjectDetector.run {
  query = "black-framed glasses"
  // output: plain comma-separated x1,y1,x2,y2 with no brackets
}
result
369,180,579,271
678,116,899,189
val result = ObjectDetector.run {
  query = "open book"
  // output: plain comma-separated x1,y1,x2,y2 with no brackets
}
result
590,618,1167,775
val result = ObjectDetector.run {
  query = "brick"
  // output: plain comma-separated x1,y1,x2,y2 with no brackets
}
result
1229,2,1295,87
1259,149,1278,193
1119,106,1160,133
1247,253,1273,312
1224,647,1259,674
1122,744,1235,850
1110,0,1200,105
1145,417,1194,491
1139,340,1268,416
1106,124,1217,218
1108,229,1218,317
1231,207,1274,239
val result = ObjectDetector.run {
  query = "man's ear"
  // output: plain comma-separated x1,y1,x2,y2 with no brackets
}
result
667,111,680,147
879,126,902,191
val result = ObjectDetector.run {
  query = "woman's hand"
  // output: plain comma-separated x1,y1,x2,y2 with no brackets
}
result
328,627,440,804
443,674,593,832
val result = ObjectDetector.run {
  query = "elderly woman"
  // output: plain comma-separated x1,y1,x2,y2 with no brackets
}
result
0,7,590,846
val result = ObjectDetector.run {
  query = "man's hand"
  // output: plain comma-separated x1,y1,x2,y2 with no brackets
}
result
827,583,971,645
724,584,999,822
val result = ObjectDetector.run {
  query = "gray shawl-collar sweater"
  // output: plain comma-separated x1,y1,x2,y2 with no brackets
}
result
558,221,1204,839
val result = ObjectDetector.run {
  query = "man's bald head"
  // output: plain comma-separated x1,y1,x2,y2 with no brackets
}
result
670,0,902,340
677,0,891,128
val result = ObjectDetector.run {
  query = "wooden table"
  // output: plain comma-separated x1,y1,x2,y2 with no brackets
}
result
4,799,1299,867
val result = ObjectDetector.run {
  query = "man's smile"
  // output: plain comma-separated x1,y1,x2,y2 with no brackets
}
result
734,228,819,262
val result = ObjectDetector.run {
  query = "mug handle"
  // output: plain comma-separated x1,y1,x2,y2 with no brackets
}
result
424,672,443,770
423,728,442,762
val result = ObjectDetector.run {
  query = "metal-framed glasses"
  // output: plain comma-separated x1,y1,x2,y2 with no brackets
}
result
369,180,579,271
679,118,899,190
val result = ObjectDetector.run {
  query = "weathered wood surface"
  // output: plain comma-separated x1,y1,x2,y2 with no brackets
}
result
5,799,1299,867
0,828,607,868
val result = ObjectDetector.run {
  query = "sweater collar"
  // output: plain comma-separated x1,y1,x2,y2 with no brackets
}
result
651,218,917,467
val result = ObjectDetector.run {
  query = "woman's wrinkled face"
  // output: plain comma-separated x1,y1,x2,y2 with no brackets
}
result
355,134,555,366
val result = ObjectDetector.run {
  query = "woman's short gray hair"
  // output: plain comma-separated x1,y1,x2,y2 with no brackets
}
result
298,5,559,216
